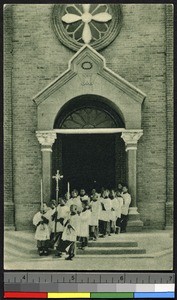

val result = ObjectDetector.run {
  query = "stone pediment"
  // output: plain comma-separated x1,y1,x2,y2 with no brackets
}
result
33,45,146,106
33,45,146,130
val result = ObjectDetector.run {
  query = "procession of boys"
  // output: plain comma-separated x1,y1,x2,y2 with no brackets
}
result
33,175,131,261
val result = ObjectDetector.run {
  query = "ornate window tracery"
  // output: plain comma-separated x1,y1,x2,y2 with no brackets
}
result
53,4,123,51
60,108,117,129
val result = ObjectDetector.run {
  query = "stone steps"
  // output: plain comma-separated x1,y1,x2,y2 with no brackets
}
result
77,247,146,255
4,231,146,260
87,241,138,247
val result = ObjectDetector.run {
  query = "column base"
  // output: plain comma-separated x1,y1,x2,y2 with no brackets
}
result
165,225,173,230
165,201,173,229
126,207,143,232
4,202,15,228
4,226,16,231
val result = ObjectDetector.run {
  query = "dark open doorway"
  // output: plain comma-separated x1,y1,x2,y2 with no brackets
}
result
61,134,115,194
52,95,126,197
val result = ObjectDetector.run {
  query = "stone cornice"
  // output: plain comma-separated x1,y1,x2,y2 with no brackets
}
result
100,68,146,104
33,69,76,106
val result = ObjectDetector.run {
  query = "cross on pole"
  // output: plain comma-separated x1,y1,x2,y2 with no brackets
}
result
52,170,63,239
52,170,63,204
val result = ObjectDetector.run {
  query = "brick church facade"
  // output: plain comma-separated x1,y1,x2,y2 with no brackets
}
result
4,4,173,231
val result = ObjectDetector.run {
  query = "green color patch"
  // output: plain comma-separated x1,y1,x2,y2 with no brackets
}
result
91,292,134,298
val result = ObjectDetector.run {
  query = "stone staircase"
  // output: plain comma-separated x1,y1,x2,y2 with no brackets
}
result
4,231,146,263
77,238,146,255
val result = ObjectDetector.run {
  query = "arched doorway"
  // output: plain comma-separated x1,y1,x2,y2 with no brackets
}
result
52,95,126,196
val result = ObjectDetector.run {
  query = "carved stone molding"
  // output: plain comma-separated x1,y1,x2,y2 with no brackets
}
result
121,130,143,151
36,132,57,151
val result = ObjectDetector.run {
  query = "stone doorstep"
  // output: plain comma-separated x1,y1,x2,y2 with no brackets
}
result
87,241,138,247
76,247,173,259
77,247,146,255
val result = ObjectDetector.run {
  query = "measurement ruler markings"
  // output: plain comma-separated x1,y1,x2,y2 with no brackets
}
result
4,272,175,286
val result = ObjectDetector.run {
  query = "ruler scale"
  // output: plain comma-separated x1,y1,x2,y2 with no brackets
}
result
4,272,175,299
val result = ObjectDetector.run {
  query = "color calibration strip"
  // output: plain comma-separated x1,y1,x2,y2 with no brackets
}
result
4,273,175,298
4,291,175,298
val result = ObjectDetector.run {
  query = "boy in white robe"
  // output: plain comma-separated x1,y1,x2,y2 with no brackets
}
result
33,202,51,256
89,191,100,240
117,182,123,193
55,204,79,260
47,199,57,247
99,190,112,237
109,190,117,233
66,189,82,213
78,199,91,249
54,198,70,256
115,191,124,232
120,185,131,232
80,188,90,204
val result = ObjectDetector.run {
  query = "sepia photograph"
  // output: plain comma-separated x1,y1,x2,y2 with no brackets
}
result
4,3,173,270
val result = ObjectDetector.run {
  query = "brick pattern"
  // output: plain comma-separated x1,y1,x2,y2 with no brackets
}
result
4,4,173,230
4,6,14,228
165,5,173,226
102,4,169,229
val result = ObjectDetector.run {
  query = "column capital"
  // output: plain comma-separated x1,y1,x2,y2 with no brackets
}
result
36,131,57,152
121,130,143,151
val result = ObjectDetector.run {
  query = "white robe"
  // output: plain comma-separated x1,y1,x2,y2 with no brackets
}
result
62,223,76,242
99,197,112,222
69,213,80,237
110,199,116,221
55,205,70,232
78,209,91,237
33,211,51,241
116,196,123,218
121,193,131,215
66,197,82,212
90,200,101,226
47,207,56,233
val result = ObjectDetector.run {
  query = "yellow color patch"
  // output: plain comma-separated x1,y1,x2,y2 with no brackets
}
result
48,292,90,298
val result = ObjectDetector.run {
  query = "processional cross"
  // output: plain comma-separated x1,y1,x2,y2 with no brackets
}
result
52,170,63,204
52,170,63,238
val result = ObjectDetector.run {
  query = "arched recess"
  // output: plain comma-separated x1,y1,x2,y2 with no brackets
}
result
54,94,125,129
52,94,126,195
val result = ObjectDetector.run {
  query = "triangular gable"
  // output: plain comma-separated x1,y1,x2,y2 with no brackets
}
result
33,45,146,106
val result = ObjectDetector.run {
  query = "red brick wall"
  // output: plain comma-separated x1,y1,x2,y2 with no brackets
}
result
4,4,173,230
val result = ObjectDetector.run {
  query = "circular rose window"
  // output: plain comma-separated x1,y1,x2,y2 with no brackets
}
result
52,4,123,51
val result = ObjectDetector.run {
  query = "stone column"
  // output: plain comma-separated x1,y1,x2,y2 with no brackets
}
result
121,130,143,231
36,131,57,203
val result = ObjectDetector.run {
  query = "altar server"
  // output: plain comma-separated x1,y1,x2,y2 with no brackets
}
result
55,204,79,260
66,189,82,213
115,191,124,231
33,202,51,256
99,189,112,237
120,185,131,232
54,198,70,254
78,199,91,249
109,189,117,233
90,191,100,240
